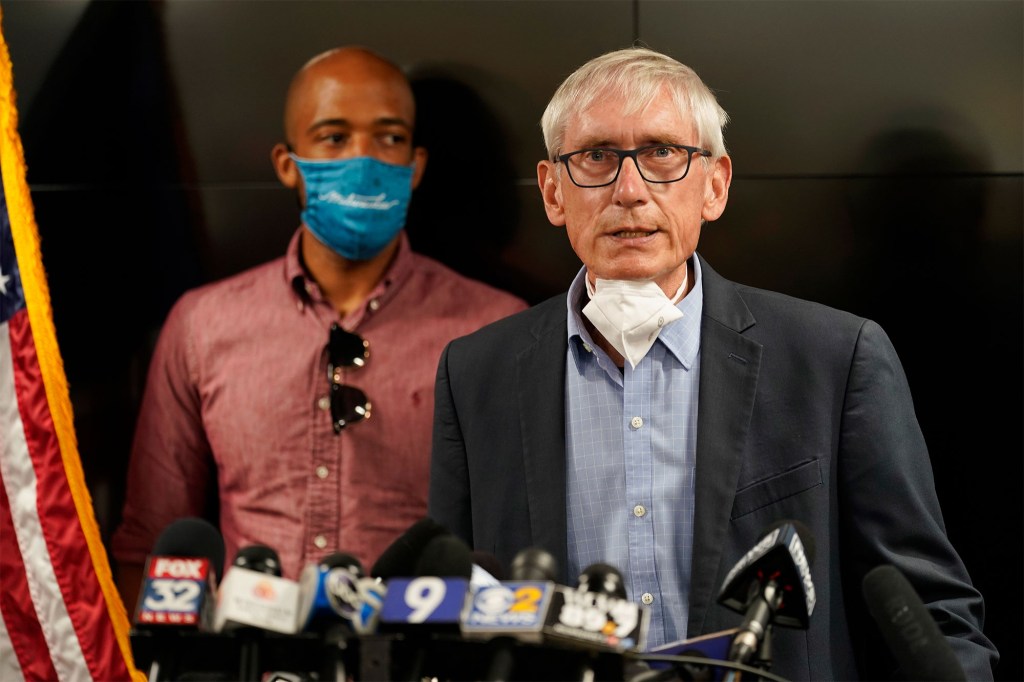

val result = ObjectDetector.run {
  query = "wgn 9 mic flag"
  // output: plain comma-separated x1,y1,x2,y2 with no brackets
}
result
379,533,473,629
135,516,224,629
862,564,966,682
717,519,816,666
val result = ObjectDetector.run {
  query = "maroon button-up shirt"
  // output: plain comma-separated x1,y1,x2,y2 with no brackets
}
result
112,229,527,578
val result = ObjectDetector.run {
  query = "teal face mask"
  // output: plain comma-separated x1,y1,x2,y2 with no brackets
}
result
291,154,415,261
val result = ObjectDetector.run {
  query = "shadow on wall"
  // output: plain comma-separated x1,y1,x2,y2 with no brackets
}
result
405,67,549,305
843,120,1022,680
18,1,207,541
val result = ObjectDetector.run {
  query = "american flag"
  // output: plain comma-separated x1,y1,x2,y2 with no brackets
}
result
0,10,139,681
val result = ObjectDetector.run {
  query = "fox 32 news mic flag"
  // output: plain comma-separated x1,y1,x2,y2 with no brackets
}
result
0,13,140,682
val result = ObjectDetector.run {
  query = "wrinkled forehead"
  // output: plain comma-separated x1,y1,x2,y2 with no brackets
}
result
565,85,697,146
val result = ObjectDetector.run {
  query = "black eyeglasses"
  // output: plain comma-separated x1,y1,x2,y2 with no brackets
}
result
555,144,712,188
327,323,372,433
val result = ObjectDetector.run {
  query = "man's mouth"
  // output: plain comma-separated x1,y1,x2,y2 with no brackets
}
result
612,229,654,238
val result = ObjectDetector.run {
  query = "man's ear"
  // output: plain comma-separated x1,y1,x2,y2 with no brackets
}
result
410,146,428,190
701,154,732,222
537,160,566,227
271,143,300,189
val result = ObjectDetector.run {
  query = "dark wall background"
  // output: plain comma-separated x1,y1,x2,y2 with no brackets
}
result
2,1,1020,677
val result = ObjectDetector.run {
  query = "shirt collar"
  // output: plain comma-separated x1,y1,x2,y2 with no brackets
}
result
286,227,417,323
566,257,704,371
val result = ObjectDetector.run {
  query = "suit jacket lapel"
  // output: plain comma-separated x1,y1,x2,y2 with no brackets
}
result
688,254,762,635
516,297,572,582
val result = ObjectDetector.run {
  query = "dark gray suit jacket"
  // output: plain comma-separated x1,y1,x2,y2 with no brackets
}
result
428,253,997,680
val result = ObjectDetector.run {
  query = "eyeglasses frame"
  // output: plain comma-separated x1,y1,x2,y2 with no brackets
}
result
555,144,713,188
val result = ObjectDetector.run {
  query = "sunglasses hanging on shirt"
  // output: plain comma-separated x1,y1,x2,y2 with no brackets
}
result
327,323,372,433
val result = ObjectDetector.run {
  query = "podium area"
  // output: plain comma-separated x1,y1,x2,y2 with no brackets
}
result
131,630,631,682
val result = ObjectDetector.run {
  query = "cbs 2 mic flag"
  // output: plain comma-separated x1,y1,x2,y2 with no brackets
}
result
0,11,139,682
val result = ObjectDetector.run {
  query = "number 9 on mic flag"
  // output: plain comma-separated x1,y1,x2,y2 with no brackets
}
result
380,576,470,626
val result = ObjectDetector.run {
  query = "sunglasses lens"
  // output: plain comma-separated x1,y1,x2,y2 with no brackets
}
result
330,324,369,368
331,384,371,433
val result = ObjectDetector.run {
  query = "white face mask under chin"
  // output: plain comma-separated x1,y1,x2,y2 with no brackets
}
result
582,273,687,369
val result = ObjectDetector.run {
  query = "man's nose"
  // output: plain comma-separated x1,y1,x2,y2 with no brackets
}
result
613,155,649,204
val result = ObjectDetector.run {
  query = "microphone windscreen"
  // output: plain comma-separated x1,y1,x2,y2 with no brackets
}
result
233,544,282,576
371,517,451,578
862,564,966,682
152,517,225,580
509,547,559,581
415,534,473,578
319,551,364,576
578,562,627,599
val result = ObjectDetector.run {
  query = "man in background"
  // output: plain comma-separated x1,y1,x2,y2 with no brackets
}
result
112,46,526,606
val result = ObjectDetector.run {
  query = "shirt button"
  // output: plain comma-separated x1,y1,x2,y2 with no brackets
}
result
633,504,646,518
314,535,327,550
641,592,654,605
631,416,644,429
318,396,330,411
316,465,328,479
369,298,381,311
582,342,593,353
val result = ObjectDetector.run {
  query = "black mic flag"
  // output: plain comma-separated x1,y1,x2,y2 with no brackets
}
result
717,519,816,666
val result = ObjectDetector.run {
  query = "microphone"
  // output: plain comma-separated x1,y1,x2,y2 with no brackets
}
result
461,546,560,681
377,533,475,681
134,516,224,630
296,551,364,633
541,560,649,682
213,544,301,635
370,516,451,579
131,517,225,682
379,533,474,628
862,564,967,681
509,546,559,582
717,520,816,668
541,560,649,653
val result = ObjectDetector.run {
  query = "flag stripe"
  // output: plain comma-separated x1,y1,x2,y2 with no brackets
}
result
0,6,139,680
5,308,92,682
0,322,56,681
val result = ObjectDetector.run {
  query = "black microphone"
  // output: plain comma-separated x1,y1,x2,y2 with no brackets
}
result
134,516,224,629
463,547,560,682
862,564,966,681
376,533,475,681
577,561,628,599
131,517,225,682
717,520,816,668
509,546,559,582
370,516,451,579
544,561,650,681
